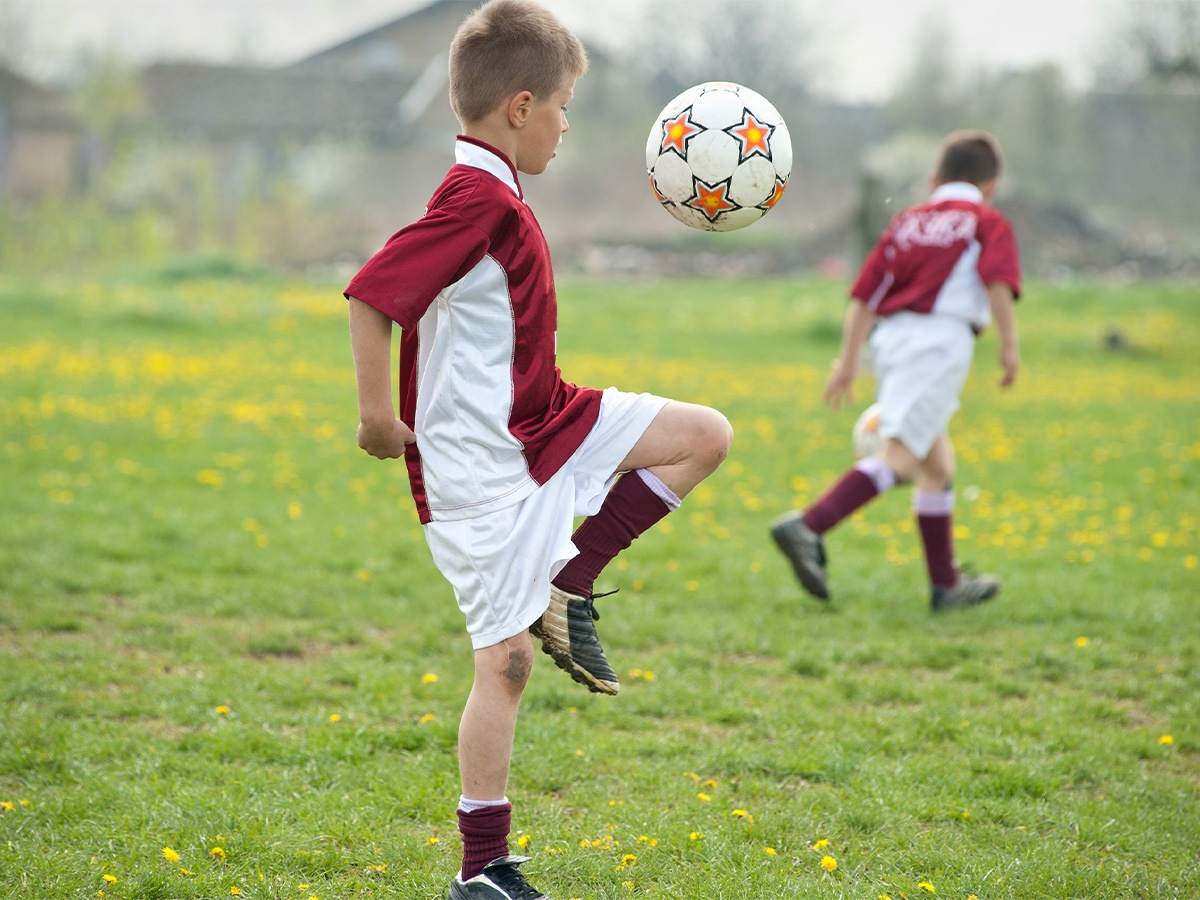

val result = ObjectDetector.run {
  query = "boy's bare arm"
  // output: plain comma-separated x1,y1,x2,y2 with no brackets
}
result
987,283,1020,388
347,296,416,458
824,300,877,410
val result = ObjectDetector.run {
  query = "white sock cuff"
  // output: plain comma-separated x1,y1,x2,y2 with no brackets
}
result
636,468,681,511
458,796,510,813
914,489,955,517
853,456,897,494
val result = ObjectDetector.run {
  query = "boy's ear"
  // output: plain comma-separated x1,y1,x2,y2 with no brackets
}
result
507,91,535,129
978,177,998,201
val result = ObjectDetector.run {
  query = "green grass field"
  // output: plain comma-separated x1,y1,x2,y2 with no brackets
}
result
1,268,1196,899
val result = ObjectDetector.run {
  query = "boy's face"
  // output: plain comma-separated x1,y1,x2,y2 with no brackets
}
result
515,79,575,176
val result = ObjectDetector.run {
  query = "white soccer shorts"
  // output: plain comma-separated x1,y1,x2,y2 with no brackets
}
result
423,387,669,649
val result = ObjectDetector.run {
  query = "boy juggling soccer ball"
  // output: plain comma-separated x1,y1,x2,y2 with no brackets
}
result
344,2,732,897
772,131,1021,612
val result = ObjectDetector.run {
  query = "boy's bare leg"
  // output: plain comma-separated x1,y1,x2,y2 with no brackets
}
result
454,633,532,882
534,401,732,693
617,400,733,499
459,634,532,799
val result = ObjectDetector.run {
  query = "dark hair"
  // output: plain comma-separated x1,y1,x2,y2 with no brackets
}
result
449,0,587,124
935,131,1004,186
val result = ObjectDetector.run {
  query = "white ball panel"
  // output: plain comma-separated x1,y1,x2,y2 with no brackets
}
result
689,86,746,129
729,156,778,206
709,207,765,232
650,152,695,202
685,130,740,185
771,121,793,178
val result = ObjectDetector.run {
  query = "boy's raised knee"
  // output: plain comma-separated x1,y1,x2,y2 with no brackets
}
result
700,408,734,469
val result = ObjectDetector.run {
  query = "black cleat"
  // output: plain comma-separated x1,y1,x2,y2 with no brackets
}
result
931,572,1001,612
447,856,550,900
770,512,830,600
530,586,619,695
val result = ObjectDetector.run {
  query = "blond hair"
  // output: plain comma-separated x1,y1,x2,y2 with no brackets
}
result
936,130,1005,186
449,0,588,125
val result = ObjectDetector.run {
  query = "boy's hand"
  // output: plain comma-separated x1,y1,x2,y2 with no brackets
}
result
357,417,416,459
998,343,1020,389
823,360,856,410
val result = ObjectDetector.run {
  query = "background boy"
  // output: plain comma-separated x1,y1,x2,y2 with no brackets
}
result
772,130,1021,612
343,2,732,898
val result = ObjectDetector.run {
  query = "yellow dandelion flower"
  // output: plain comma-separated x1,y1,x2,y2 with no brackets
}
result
230,888,242,896
215,705,230,715
329,714,342,723
103,874,118,884
689,832,702,841
163,847,180,863
210,847,226,860
697,792,711,802
812,838,829,850
820,855,837,872
703,779,719,789
683,772,700,782
517,834,531,850
366,864,388,874
1159,734,1174,745
422,673,439,684
180,868,194,876
428,836,440,845
918,880,936,891
731,808,748,818
879,894,893,900
764,847,777,856
419,713,436,724
20,800,32,807
1074,636,1089,648
0,801,14,812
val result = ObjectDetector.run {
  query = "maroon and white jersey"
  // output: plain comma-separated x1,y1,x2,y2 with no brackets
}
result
851,182,1022,329
345,137,602,524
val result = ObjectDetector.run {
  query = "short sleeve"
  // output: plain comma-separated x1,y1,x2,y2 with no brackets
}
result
849,228,893,306
344,210,491,329
977,212,1022,300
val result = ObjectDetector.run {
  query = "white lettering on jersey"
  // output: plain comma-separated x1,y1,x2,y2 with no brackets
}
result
892,209,978,252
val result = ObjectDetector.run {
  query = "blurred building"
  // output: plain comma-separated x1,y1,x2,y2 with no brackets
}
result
0,64,82,201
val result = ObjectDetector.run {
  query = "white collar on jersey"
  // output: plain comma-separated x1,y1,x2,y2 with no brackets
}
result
930,181,984,204
455,136,523,199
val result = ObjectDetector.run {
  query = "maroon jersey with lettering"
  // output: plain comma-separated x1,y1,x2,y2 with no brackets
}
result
851,182,1021,329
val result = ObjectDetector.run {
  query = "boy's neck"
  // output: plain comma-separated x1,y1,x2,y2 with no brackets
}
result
462,117,520,171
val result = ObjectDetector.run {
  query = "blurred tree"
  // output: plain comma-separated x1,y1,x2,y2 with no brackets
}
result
622,0,821,104
1094,0,1200,92
0,0,35,75
883,11,960,134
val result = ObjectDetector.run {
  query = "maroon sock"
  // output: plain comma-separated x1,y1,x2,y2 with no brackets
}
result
917,514,958,589
553,470,672,598
802,468,880,535
457,802,512,881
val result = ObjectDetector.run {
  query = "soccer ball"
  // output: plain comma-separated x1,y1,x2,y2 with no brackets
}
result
852,403,884,459
646,81,792,232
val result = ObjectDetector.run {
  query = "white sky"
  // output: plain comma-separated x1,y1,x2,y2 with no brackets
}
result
17,0,1122,101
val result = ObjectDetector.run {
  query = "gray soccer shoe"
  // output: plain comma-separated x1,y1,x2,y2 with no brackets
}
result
931,572,1001,612
770,511,830,600
447,856,549,900
530,585,619,695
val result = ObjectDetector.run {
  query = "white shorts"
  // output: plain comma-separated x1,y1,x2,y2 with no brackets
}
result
869,312,975,459
423,387,669,649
